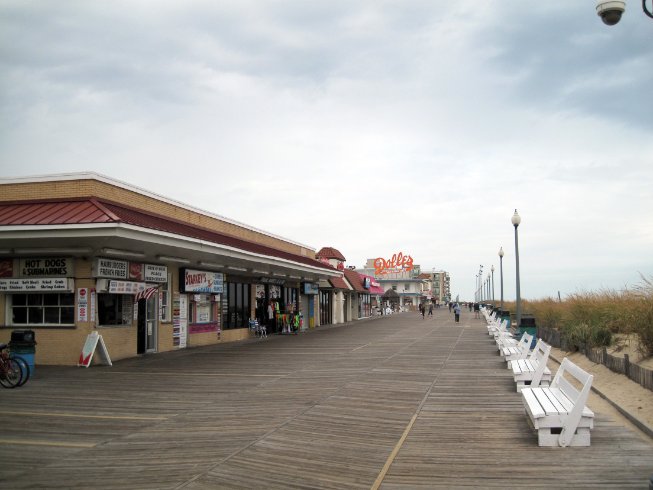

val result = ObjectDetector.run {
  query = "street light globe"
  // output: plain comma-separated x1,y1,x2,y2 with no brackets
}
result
498,247,504,258
491,265,495,272
511,209,521,227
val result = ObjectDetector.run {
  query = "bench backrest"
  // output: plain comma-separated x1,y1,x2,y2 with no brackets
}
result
528,339,551,363
552,357,593,405
528,339,551,385
493,319,509,336
517,332,533,354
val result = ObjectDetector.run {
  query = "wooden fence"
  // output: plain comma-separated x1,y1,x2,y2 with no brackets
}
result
537,326,653,392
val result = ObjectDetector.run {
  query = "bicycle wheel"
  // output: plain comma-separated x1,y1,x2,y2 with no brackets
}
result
0,358,23,388
10,355,30,387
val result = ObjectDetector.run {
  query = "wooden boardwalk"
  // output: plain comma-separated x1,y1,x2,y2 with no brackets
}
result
1,309,652,489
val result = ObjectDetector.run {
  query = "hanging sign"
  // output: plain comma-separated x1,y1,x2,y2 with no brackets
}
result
0,277,74,292
107,280,146,295
78,331,112,367
94,258,128,279
373,252,414,275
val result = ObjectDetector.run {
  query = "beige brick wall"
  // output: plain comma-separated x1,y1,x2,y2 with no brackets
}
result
0,178,315,258
0,176,317,365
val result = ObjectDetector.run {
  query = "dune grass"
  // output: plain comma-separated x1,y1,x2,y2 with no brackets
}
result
499,274,653,358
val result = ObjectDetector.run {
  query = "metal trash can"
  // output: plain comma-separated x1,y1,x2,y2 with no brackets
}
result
518,315,537,348
9,330,36,374
500,309,511,328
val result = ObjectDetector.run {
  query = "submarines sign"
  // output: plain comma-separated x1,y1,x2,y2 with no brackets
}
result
374,252,414,275
179,268,224,293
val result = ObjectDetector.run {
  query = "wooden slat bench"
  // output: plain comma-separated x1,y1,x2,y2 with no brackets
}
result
498,332,532,367
487,318,508,337
521,357,594,447
511,339,551,392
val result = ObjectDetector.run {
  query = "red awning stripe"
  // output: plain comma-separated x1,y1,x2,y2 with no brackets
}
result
135,287,159,301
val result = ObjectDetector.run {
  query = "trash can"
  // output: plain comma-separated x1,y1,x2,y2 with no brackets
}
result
500,309,511,328
518,315,537,348
9,330,36,375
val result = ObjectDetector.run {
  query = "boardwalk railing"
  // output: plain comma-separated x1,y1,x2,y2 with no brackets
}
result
537,325,653,392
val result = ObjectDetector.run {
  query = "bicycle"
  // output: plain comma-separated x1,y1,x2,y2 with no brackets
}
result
0,343,30,388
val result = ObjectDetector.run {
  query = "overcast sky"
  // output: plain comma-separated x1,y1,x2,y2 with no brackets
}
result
1,1,652,301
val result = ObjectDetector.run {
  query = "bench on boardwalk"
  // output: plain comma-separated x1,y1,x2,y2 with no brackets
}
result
487,318,508,336
511,339,551,392
499,332,532,367
521,357,594,447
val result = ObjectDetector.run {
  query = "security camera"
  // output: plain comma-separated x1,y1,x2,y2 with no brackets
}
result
596,0,626,25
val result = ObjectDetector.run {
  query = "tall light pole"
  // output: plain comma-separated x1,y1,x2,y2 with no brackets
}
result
498,247,504,309
512,209,522,328
491,265,495,305
475,274,478,302
478,265,483,303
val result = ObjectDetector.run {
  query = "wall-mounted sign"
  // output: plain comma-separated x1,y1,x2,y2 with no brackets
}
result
373,252,414,275
303,282,319,295
19,258,73,277
179,268,224,293
94,258,128,279
259,277,285,285
0,277,74,292
144,264,168,283
77,288,89,322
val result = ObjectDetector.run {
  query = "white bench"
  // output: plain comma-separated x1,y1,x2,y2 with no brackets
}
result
499,332,532,366
521,357,594,447
511,339,552,392
487,318,507,336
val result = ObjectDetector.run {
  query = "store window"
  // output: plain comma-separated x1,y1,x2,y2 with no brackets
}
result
283,287,298,313
8,293,75,326
98,294,134,326
160,272,172,322
223,282,251,329
359,293,371,318
319,290,331,325
188,293,220,333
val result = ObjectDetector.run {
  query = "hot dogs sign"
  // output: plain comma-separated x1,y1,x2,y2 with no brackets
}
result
373,252,414,275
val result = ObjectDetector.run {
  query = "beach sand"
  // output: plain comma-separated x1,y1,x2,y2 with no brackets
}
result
549,346,653,442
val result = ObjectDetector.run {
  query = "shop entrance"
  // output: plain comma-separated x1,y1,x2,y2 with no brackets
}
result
137,295,157,354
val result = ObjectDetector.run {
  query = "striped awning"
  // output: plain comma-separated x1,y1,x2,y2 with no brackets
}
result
135,287,159,301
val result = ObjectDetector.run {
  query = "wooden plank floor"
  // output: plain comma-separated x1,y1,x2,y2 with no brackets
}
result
0,309,651,489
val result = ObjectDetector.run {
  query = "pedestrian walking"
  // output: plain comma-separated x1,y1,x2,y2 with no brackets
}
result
420,303,425,319
428,304,433,317
473,302,480,319
454,303,461,323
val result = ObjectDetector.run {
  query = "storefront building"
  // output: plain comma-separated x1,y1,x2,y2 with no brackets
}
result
0,173,341,365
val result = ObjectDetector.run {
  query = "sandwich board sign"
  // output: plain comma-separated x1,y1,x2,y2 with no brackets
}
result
78,331,112,367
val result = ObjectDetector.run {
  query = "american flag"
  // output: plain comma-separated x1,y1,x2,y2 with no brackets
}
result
135,287,159,301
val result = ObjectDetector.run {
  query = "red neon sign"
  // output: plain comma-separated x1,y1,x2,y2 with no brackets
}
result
373,252,414,275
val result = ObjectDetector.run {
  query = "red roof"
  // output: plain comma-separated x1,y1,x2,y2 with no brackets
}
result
343,269,367,293
0,198,334,272
329,276,351,290
316,247,346,261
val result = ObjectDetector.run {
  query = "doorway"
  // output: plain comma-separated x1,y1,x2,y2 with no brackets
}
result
137,295,158,354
